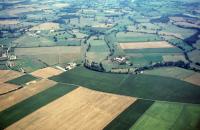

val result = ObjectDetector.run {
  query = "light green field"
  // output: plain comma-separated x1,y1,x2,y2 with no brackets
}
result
117,32,162,43
130,102,200,130
14,34,56,47
11,56,47,73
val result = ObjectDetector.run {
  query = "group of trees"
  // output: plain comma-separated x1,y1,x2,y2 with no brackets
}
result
84,59,105,72
135,60,193,73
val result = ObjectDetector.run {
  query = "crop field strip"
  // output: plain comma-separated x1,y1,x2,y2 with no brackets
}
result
31,67,63,79
0,83,20,95
119,41,174,49
104,100,154,130
130,101,200,130
50,67,200,104
123,48,182,53
0,70,24,83
6,74,38,86
5,87,136,130
0,79,57,111
0,83,77,129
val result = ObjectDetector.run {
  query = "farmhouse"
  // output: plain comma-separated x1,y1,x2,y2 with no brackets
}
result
113,56,126,64
66,62,77,70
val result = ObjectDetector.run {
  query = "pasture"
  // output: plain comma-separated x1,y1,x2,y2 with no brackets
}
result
15,46,81,65
6,87,136,130
11,56,47,73
116,32,162,43
130,102,200,130
6,74,38,86
144,67,195,80
50,67,200,104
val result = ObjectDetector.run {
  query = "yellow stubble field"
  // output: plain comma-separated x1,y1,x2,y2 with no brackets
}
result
31,67,63,79
0,79,57,111
120,41,174,49
6,87,137,130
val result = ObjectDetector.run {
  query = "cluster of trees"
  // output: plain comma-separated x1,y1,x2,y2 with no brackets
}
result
84,60,105,72
135,60,192,73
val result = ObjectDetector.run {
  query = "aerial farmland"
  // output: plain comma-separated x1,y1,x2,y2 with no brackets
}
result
0,0,200,130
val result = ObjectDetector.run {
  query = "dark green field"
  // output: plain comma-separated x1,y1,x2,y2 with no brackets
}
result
50,67,200,104
129,54,163,66
0,83,77,129
104,100,154,130
6,74,38,85
124,48,182,53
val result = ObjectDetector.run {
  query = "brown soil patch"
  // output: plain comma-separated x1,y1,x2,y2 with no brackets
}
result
120,41,174,49
0,20,19,25
29,22,60,30
184,73,200,86
6,87,136,130
0,79,57,111
0,83,19,94
31,67,63,79
0,70,23,83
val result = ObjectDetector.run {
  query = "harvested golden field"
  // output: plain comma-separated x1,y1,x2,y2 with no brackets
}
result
184,73,200,86
29,22,60,30
0,83,19,94
53,3,70,8
6,87,136,130
120,41,174,49
31,67,63,79
0,70,23,83
0,20,19,25
0,79,57,111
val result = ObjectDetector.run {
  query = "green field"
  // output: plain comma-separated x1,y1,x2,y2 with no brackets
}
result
104,100,154,130
117,32,162,43
129,54,163,66
144,67,195,80
124,48,182,53
11,56,47,73
50,67,200,104
0,83,77,129
130,102,200,130
6,74,38,85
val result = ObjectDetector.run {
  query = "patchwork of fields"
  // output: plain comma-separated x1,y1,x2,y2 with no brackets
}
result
1,66,199,130
6,87,136,130
0,0,200,129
